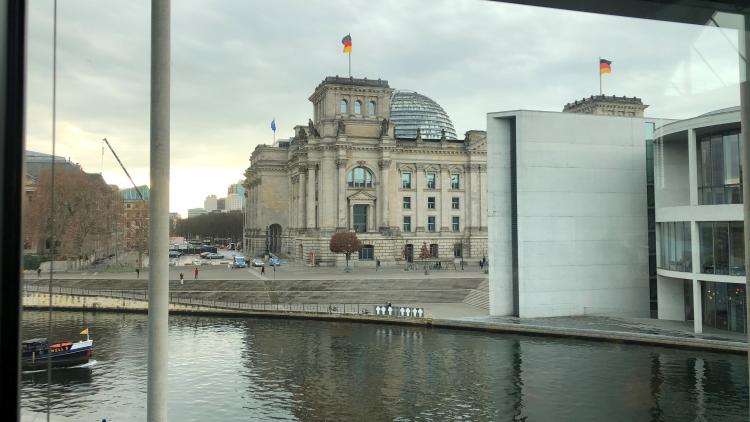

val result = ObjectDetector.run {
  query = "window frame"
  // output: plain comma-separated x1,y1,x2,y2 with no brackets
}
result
403,216,411,232
401,172,412,189
451,173,460,190
427,216,436,232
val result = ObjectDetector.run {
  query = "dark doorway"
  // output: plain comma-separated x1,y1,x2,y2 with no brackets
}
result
405,244,414,263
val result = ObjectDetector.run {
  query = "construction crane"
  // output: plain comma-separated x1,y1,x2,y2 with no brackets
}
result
102,138,145,202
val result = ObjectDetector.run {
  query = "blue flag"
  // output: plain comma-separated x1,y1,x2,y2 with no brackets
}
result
271,119,276,132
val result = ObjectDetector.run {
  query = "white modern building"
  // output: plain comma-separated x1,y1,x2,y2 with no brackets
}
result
227,193,243,211
654,106,745,334
204,194,218,212
487,106,670,318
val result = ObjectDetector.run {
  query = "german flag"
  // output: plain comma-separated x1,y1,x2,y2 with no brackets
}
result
600,58,612,74
342,34,352,54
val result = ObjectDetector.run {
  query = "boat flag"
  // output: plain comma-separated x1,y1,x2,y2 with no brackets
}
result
271,119,276,132
80,328,89,335
342,34,352,53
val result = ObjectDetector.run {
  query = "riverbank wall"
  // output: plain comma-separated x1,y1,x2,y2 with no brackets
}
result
23,290,747,355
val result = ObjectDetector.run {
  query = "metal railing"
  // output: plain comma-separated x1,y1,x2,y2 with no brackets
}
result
22,284,426,318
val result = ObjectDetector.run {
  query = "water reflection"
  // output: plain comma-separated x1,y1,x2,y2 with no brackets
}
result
21,311,748,421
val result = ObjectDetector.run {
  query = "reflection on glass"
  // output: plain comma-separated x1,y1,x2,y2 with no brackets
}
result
698,130,742,204
699,222,745,276
658,222,691,272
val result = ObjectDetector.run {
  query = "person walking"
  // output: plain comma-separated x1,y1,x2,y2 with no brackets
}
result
179,272,184,285
376,259,380,271
136,268,140,279
261,265,266,276
37,268,42,278
194,266,199,280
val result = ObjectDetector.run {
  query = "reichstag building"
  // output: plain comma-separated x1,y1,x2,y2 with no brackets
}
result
243,76,487,267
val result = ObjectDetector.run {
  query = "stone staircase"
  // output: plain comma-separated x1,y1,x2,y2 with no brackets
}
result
462,279,489,310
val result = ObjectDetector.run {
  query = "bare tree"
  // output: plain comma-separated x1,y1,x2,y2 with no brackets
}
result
329,231,362,271
25,167,122,262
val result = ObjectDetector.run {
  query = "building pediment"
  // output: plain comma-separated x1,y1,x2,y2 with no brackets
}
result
347,190,377,201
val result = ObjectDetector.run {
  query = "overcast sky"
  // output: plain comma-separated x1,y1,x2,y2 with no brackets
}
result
25,0,743,216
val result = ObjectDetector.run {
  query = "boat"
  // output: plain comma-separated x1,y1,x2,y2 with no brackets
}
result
21,329,93,371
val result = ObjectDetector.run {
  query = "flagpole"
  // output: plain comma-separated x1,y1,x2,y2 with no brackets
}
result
349,52,351,78
599,57,602,95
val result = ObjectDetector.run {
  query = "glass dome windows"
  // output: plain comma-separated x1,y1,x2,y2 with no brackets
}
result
347,166,373,188
390,90,458,140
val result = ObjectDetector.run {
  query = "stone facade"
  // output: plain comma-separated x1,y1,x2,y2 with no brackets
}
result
563,95,648,117
243,76,488,267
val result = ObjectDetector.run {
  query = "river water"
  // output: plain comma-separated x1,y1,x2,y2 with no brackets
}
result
20,310,748,421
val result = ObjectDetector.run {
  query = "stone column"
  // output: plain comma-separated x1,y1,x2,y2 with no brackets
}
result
319,153,333,229
298,167,306,231
440,164,450,231
470,164,481,232
378,159,391,230
690,220,702,333
692,278,703,334
415,164,424,232
479,164,488,231
688,129,698,206
336,159,348,229
306,164,316,229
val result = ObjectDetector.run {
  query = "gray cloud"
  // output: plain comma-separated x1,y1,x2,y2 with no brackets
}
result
25,0,743,214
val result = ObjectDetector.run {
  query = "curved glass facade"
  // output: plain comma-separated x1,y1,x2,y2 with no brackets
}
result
390,90,458,140
697,129,742,204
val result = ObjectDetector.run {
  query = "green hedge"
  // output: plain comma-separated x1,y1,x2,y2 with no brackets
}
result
23,254,50,270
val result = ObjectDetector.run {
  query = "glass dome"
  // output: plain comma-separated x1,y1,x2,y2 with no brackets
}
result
389,90,458,140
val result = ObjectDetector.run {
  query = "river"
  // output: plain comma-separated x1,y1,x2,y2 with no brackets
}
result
20,310,748,421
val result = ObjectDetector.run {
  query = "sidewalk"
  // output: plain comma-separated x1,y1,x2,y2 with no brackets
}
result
433,314,747,353
25,264,488,281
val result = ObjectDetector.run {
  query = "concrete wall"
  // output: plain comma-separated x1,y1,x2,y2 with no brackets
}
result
486,115,514,316
657,275,686,321
655,136,690,208
488,110,652,318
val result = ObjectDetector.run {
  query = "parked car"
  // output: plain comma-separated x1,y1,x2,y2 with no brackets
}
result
199,252,211,259
232,255,247,268
169,250,181,258
251,257,265,267
206,253,224,259
269,256,281,266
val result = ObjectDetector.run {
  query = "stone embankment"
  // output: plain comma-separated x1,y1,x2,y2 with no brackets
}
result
25,277,485,304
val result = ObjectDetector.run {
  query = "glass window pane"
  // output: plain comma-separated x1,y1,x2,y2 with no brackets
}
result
724,133,740,185
700,223,714,274
368,101,375,115
700,139,711,190
711,135,723,187
730,222,745,276
354,100,362,114
340,99,348,113
715,222,729,275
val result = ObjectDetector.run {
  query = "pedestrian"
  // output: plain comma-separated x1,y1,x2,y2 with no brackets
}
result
136,268,140,279
479,259,484,270
37,268,42,278
179,272,184,285
376,259,380,271
261,265,266,276
194,266,199,280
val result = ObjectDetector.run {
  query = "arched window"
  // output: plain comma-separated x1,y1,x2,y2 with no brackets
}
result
340,99,348,113
347,166,373,188
368,101,376,115
354,100,362,114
